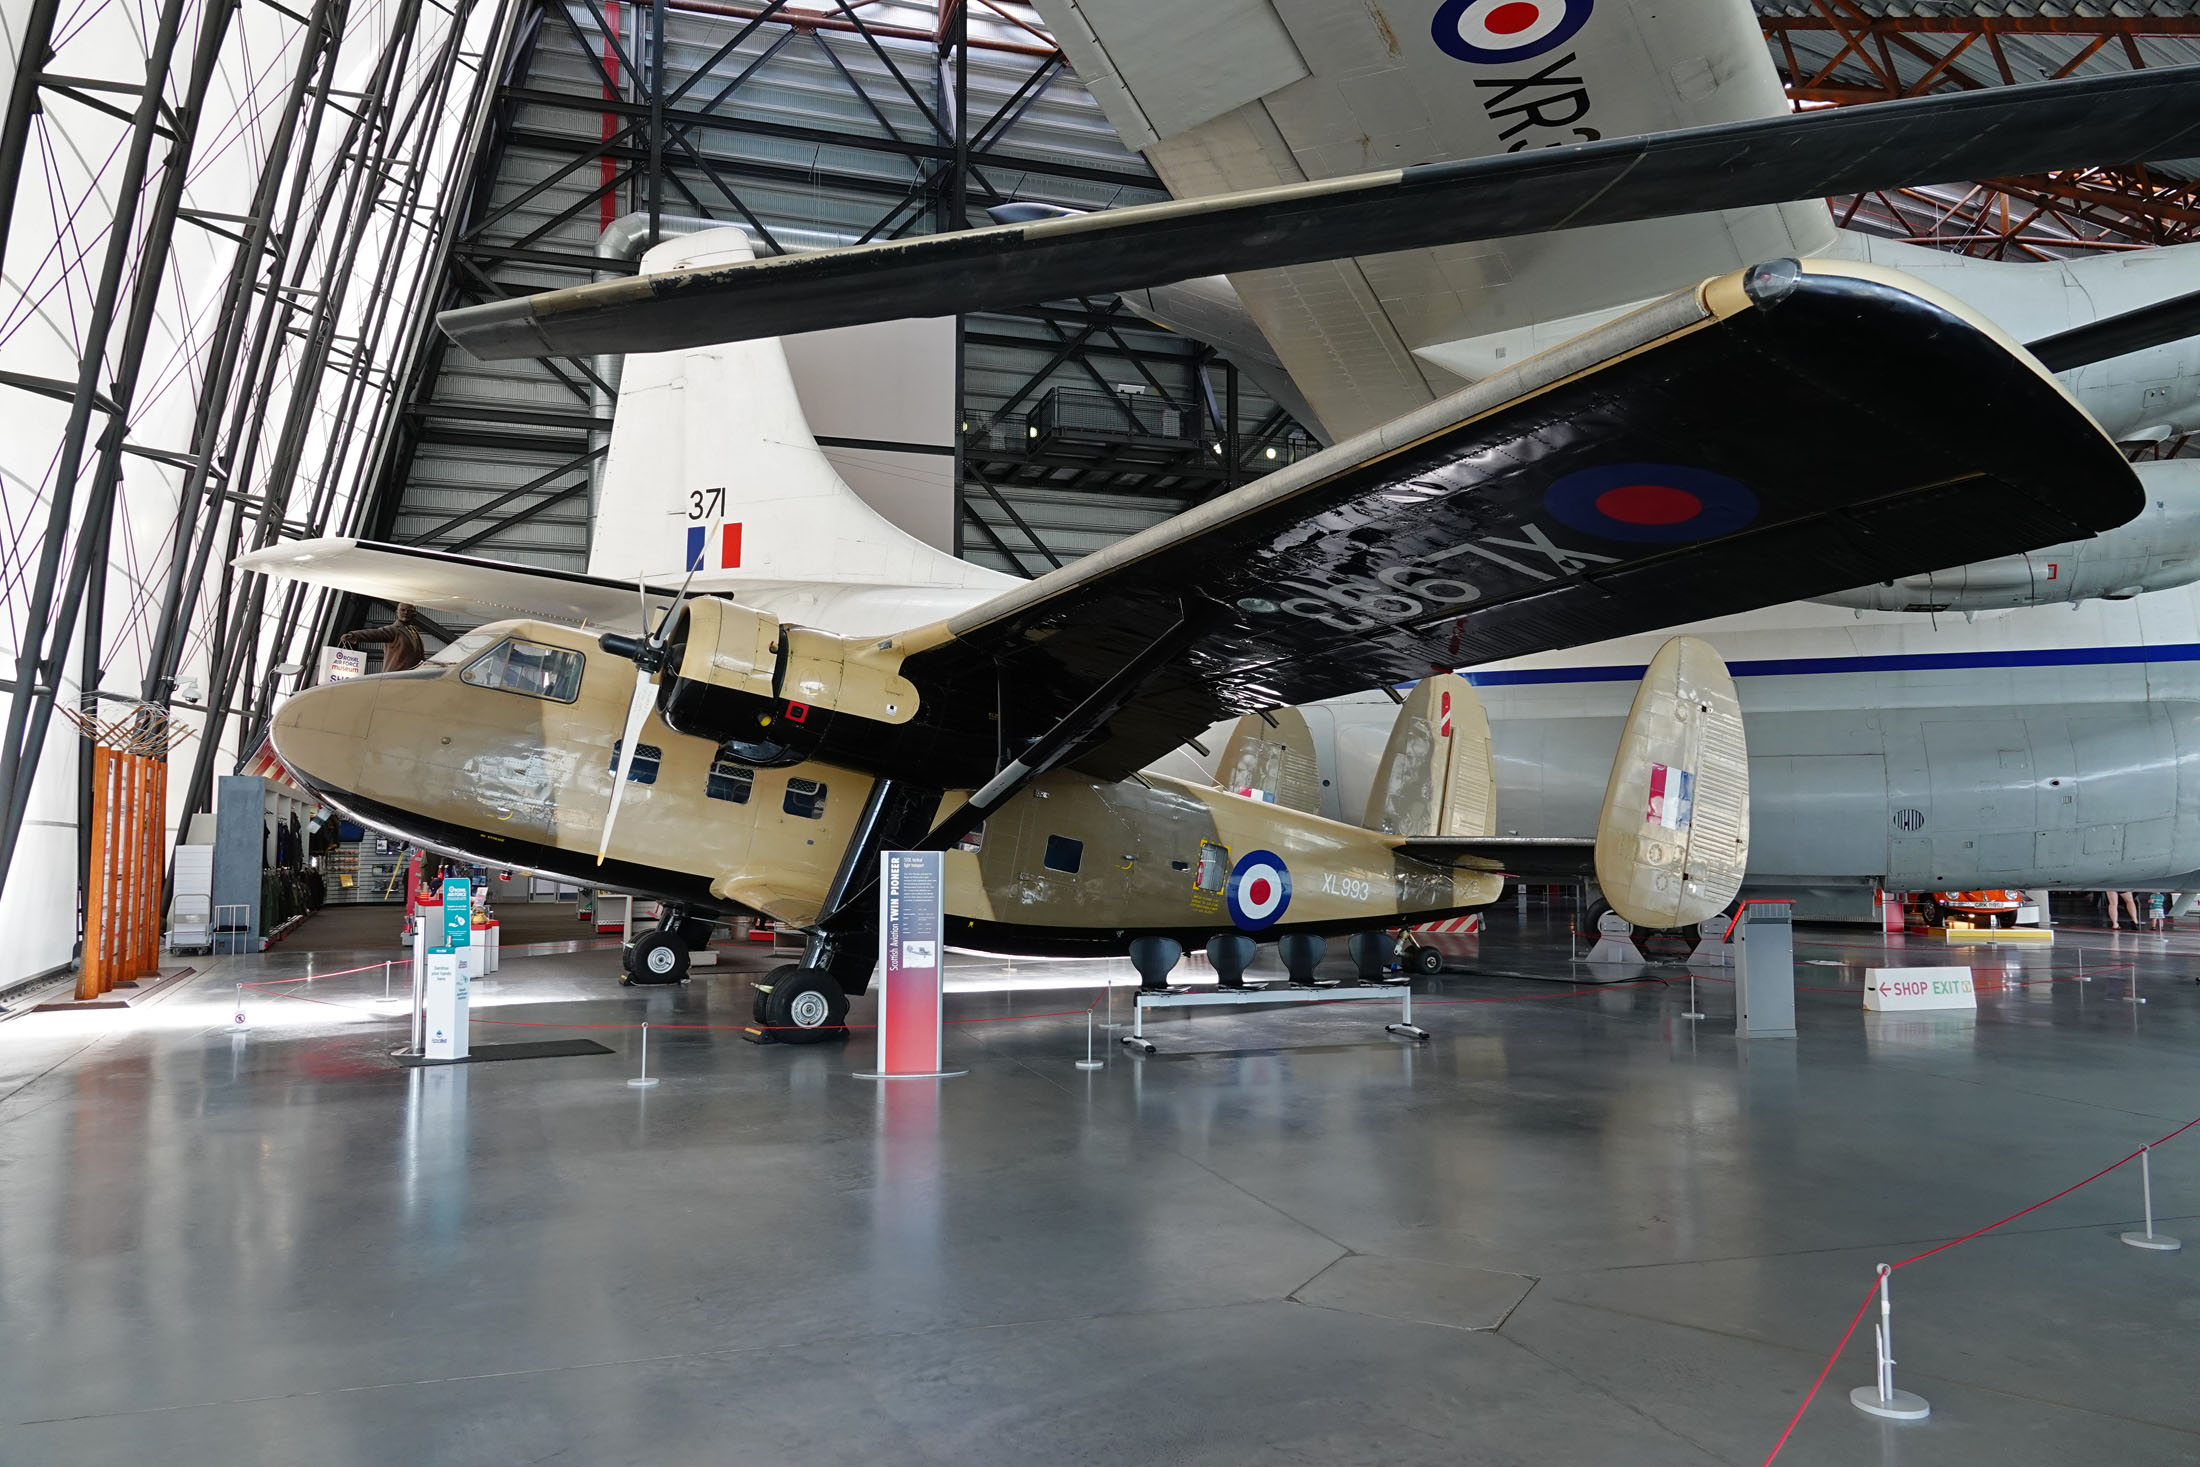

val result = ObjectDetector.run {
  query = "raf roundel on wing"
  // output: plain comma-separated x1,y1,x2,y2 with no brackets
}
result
1542,463,1760,544
1431,0,1594,65
1227,850,1293,932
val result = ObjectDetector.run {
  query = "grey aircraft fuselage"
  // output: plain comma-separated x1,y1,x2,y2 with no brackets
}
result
1259,587,2200,913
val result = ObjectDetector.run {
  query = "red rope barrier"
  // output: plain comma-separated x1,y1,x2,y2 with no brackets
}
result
1760,1111,2200,1464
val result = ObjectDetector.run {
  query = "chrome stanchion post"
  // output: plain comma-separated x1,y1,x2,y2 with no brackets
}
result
2122,1144,2182,1251
628,1022,661,1088
1850,1264,1929,1420
1076,1008,1103,1070
1684,970,1705,1021
1386,978,1429,1041
383,959,392,1002
232,982,246,1029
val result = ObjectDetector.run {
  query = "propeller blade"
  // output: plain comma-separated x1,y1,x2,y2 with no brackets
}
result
596,667,659,865
441,66,2200,361
652,556,704,645
2027,286,2200,373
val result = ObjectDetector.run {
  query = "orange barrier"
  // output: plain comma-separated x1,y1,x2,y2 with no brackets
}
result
79,746,171,999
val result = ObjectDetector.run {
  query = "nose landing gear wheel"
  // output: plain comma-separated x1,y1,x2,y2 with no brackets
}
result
622,930,689,985
753,964,849,1043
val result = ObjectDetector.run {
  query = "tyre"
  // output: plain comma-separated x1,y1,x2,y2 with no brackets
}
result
757,966,849,1044
626,930,688,984
1411,944,1445,976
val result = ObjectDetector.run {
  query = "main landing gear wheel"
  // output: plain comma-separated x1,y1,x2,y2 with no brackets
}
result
622,930,689,985
754,964,849,1043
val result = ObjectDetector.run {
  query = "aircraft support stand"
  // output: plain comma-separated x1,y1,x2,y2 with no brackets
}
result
1121,982,1429,1055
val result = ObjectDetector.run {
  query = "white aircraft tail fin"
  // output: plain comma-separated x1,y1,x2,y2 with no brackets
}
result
1593,637,1749,930
1213,707,1322,813
588,228,1005,593
1363,674,1495,838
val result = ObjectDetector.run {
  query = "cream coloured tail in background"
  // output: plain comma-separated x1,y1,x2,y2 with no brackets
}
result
1364,674,1496,838
1592,637,1750,930
1212,707,1322,813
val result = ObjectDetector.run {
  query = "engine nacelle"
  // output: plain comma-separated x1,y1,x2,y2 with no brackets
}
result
656,597,919,767
1814,459,2200,613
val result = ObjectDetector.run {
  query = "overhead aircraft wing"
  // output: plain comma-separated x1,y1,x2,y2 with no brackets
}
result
232,539,673,631
1395,837,1596,880
887,262,2138,785
440,67,2200,366
1034,0,1834,439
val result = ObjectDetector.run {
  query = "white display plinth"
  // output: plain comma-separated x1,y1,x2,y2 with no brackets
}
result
423,949,470,1059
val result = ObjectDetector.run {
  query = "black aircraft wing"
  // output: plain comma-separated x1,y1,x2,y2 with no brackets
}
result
439,66,2200,361
892,262,2138,788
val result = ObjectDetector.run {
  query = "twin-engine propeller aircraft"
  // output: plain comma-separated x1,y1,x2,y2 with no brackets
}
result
265,256,2140,1038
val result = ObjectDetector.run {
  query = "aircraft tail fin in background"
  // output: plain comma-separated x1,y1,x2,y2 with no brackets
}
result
1214,707,1322,813
1363,674,1495,838
1593,637,1750,930
586,228,1009,595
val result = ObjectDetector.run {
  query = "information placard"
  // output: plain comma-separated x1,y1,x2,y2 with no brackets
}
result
875,850,946,1076
424,875,472,1058
1864,966,1977,1012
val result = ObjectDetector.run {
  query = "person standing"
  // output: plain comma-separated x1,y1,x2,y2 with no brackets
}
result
339,603,425,672
2106,889,2140,928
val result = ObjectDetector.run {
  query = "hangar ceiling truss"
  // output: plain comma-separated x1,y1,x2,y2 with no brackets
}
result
1757,3,2200,258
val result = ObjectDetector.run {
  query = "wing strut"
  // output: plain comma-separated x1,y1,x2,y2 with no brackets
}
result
914,599,1221,855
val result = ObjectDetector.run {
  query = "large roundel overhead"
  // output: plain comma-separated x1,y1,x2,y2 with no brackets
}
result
1542,463,1760,544
1227,850,1293,931
1431,0,1594,65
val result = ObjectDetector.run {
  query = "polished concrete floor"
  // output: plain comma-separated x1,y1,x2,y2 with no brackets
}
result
2,901,2197,1465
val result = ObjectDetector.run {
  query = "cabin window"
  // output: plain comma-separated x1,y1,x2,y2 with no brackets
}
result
1196,841,1229,892
706,757,753,804
1044,834,1083,874
460,637,584,703
783,777,827,819
608,741,661,785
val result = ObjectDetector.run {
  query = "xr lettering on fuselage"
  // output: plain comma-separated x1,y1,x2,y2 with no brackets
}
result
1475,53,1600,152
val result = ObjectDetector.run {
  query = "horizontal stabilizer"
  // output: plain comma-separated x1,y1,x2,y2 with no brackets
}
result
439,68,2200,359
233,538,674,630
1593,637,1749,930
1399,836,1595,880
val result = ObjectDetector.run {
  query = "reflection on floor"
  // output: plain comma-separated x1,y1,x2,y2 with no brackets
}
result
1,902,2196,1465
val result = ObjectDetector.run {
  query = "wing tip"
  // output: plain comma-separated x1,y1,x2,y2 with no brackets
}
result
436,297,550,361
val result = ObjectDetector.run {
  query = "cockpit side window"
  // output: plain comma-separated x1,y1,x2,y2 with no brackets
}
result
459,638,585,703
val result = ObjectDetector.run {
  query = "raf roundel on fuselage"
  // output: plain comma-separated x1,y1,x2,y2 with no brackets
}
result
1432,0,1595,65
1227,851,1294,932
